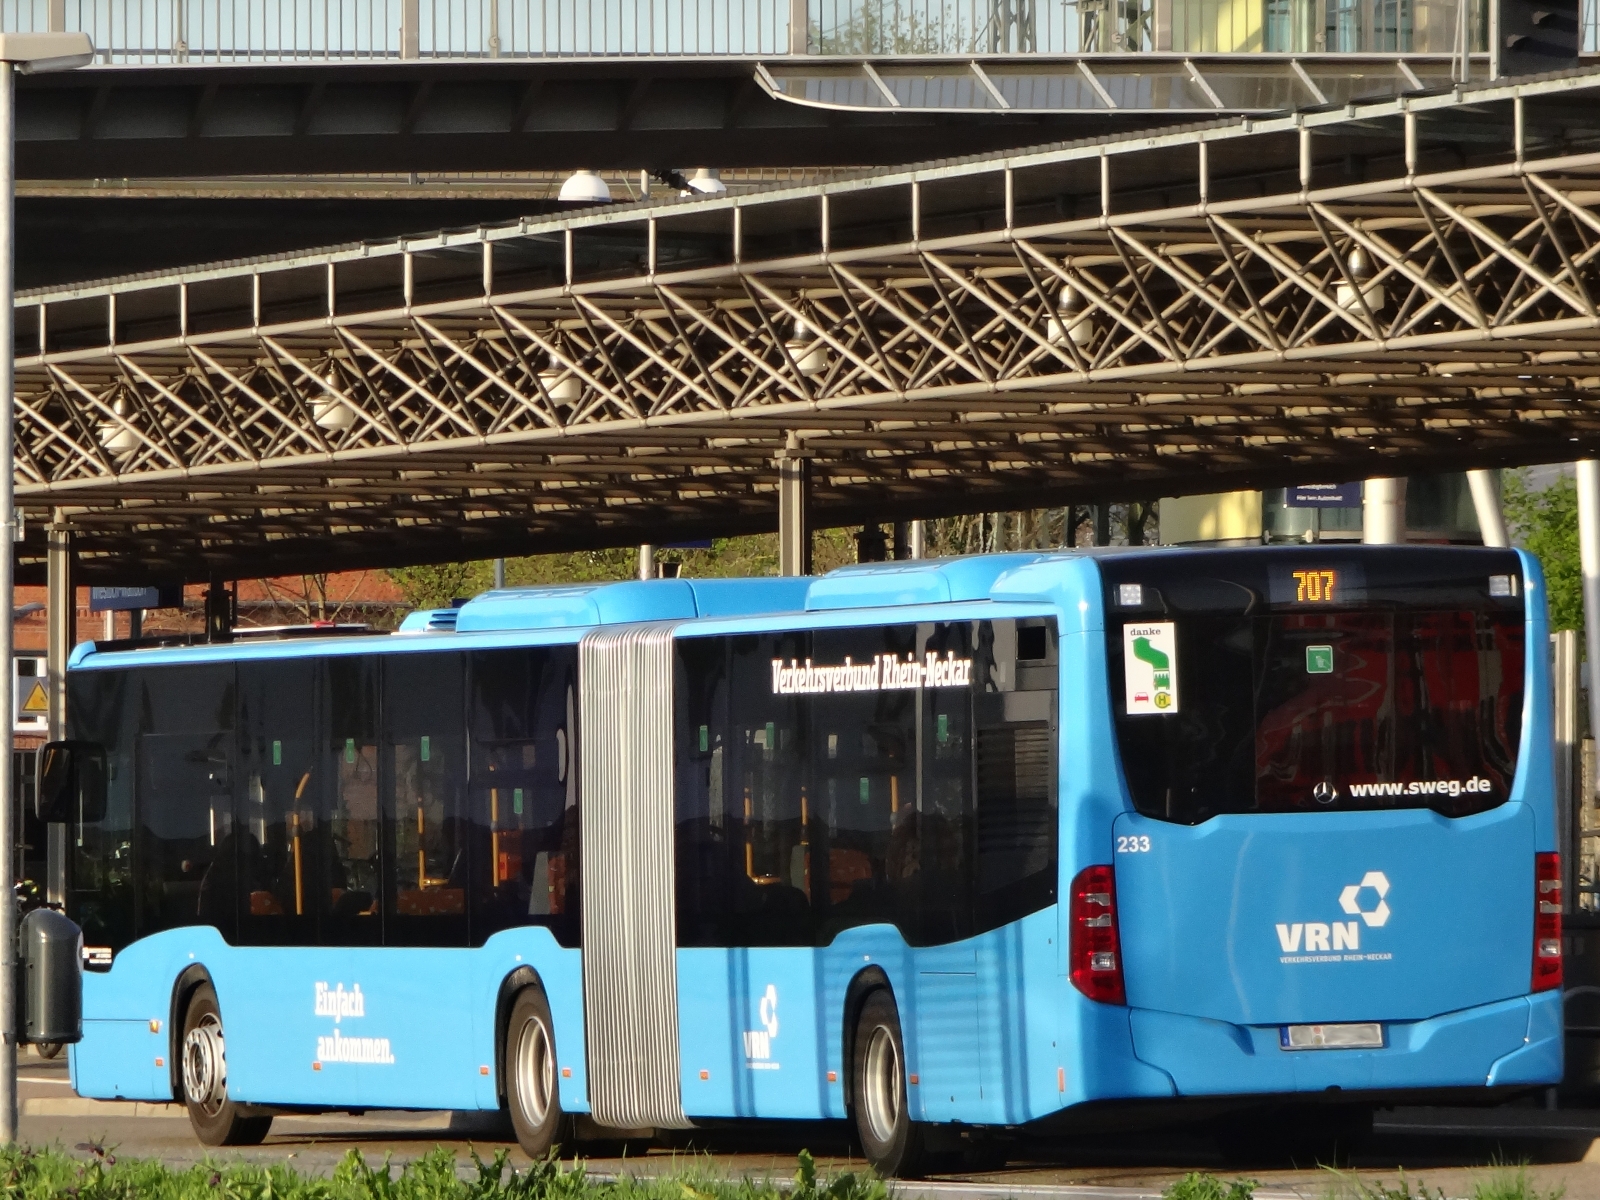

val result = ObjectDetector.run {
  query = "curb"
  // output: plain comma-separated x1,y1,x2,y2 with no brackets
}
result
24,1098,183,1118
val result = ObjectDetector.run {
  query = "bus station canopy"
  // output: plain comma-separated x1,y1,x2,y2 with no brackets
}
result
17,65,1600,584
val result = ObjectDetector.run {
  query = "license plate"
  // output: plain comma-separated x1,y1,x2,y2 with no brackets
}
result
1280,1022,1384,1050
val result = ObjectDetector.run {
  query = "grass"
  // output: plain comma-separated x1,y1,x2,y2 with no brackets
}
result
1165,1165,1568,1200
0,1146,890,1200
1163,1174,1259,1200
0,1145,1571,1200
1469,1166,1566,1200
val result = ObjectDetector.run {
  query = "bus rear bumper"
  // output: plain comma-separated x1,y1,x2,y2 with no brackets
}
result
1128,991,1562,1096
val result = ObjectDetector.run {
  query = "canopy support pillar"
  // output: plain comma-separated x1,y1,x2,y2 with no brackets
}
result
1362,477,1406,544
777,435,813,577
1468,469,1510,547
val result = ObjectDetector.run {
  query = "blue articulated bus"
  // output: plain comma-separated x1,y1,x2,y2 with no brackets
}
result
48,545,1560,1174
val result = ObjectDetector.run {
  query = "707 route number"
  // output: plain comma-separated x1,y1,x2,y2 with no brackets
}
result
1116,835,1151,853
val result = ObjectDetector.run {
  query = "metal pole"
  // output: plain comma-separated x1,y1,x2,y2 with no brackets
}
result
777,435,812,576
1554,628,1580,913
44,516,69,742
493,558,506,589
1467,468,1509,547
400,0,420,58
638,545,657,580
788,0,809,52
0,58,17,1147
44,517,68,917
1577,460,1600,755
909,520,925,559
1362,477,1406,544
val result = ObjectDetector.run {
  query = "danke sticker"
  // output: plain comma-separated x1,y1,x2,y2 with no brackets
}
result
1123,623,1178,715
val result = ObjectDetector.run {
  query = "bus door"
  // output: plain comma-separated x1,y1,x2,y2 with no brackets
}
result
348,651,476,1111
674,631,830,1121
1101,552,1534,1050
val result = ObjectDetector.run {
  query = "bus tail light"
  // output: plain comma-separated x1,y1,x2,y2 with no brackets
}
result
1070,865,1126,1005
1534,852,1563,992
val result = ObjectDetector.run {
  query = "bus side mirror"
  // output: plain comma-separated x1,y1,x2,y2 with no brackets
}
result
35,742,107,825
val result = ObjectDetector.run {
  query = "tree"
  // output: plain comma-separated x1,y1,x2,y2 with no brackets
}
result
813,3,957,53
1503,470,1582,632
388,561,488,612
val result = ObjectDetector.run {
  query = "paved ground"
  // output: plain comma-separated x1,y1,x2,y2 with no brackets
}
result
17,1049,1600,1199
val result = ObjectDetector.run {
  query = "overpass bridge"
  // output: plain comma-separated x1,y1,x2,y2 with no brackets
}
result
0,0,1562,178
14,66,1600,584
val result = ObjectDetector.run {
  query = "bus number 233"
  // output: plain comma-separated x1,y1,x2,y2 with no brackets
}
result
1116,835,1151,853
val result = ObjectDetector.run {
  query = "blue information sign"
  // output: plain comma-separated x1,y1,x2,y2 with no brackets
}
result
1286,483,1362,508
90,585,181,612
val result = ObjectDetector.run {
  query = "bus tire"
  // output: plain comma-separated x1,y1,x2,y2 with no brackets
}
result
506,987,568,1158
851,989,928,1179
179,982,271,1147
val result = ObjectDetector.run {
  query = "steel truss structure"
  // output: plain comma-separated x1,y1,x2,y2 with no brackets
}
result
18,67,1600,582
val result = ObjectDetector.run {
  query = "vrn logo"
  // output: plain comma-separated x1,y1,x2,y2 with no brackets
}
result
1275,871,1391,953
742,984,780,1061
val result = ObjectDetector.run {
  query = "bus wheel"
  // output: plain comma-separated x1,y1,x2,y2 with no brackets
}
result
506,987,569,1158
851,990,928,1179
179,982,271,1147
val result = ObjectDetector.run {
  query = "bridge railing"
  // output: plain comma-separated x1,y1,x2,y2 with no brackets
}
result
0,0,1522,60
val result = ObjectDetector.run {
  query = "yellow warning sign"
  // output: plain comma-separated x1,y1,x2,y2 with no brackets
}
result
20,681,47,713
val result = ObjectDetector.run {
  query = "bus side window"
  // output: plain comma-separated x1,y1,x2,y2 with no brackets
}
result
383,651,467,947
674,636,731,947
810,625,919,945
670,619,1057,952
324,657,380,946
468,647,579,947
131,664,237,943
237,659,322,946
972,619,1058,934
66,668,136,953
916,621,976,945
726,631,813,948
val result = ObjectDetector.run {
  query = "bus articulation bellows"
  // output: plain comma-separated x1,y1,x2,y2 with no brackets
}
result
47,545,1559,1174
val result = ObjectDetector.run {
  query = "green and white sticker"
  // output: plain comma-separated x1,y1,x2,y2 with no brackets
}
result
1123,622,1178,715
1306,645,1334,674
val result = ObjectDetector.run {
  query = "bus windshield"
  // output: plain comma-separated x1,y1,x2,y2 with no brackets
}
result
1101,547,1527,825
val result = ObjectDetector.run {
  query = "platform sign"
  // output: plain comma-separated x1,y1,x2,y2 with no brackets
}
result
14,656,47,733
90,586,156,612
1123,622,1178,715
1286,483,1361,508
89,585,182,612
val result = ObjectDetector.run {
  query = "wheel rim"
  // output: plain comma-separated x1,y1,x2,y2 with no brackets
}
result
182,1013,228,1118
514,1014,555,1130
862,1024,901,1145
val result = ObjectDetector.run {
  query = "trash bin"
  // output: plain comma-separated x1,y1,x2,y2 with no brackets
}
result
20,908,82,1045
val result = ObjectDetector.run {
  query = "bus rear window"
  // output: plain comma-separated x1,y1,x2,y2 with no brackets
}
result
1103,548,1526,825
